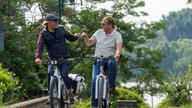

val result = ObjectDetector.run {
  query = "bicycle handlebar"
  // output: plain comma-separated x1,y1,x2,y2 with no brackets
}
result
81,51,114,61
42,58,78,65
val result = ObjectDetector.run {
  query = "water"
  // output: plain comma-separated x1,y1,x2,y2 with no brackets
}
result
121,82,165,108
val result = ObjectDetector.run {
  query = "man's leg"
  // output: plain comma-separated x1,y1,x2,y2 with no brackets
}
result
107,59,118,94
48,64,55,91
46,64,54,104
60,62,74,104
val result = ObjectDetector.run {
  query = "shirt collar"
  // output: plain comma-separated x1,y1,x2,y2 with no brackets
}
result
102,29,115,36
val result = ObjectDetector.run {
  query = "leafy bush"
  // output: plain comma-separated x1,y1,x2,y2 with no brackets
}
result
73,87,150,108
0,64,24,105
111,87,150,108
158,66,192,107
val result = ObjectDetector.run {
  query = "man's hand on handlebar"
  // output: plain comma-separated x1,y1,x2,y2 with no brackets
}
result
114,54,122,62
114,54,120,62
35,58,42,65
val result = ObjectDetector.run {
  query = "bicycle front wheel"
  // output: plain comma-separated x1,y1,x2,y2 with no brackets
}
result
61,84,69,108
105,80,110,108
50,77,62,108
97,77,104,108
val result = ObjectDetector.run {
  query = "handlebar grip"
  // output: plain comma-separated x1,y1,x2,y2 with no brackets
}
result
67,58,75,61
81,51,87,58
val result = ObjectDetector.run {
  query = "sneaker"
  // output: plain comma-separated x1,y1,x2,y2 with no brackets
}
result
109,88,119,95
69,98,75,104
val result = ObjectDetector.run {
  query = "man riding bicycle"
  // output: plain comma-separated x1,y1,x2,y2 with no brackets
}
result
81,16,123,108
35,14,80,104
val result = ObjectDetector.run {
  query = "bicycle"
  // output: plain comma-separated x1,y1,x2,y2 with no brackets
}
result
82,52,111,108
43,58,85,108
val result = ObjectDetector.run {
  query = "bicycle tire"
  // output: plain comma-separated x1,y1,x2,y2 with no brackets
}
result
50,77,62,108
61,84,69,108
101,79,110,108
105,80,110,108
97,77,104,108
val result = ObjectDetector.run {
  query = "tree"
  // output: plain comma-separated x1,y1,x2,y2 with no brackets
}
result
0,0,43,103
162,8,192,41
0,0,166,104
156,39,192,76
63,0,166,99
187,0,192,4
159,67,192,107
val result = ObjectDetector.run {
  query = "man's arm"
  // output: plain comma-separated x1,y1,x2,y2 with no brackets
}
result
81,32,95,46
61,26,80,42
114,42,123,62
35,31,44,65
35,31,44,59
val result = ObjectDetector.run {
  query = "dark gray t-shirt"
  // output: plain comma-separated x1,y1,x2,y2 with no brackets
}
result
91,29,122,57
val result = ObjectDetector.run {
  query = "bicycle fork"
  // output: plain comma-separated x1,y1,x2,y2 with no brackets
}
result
95,74,107,99
53,66,62,100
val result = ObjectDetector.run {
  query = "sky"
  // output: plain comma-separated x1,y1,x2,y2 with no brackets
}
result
138,0,192,22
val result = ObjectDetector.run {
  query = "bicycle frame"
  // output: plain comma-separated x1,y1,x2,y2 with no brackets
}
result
46,58,76,108
82,51,111,108
51,63,66,100
95,57,108,100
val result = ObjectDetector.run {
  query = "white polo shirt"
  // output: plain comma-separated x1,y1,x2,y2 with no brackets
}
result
91,29,122,57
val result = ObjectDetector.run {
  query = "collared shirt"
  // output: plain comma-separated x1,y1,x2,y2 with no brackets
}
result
91,29,122,58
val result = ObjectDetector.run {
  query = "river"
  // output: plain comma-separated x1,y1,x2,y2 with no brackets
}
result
121,82,165,108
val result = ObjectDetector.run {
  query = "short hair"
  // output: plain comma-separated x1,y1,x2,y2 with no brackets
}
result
104,16,115,29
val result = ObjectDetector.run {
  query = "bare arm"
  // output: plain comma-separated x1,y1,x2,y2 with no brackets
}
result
114,42,123,62
81,32,95,46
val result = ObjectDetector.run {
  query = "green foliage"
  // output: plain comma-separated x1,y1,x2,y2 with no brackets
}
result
157,98,192,108
39,0,165,106
188,0,192,4
111,87,150,108
0,64,24,105
131,47,166,97
0,0,166,106
162,8,192,41
159,67,192,107
0,21,43,100
156,39,192,76
0,0,44,103
70,0,165,86
72,87,150,108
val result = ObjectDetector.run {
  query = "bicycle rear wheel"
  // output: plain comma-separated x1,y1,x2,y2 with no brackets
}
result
50,77,63,108
97,77,104,108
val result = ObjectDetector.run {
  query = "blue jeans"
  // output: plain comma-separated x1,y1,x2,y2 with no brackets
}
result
47,61,71,91
91,59,118,107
